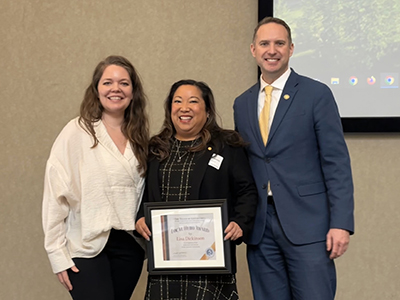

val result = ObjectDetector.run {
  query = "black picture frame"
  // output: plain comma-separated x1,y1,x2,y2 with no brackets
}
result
144,199,232,275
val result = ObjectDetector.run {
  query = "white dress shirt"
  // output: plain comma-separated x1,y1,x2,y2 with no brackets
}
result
257,68,291,195
257,68,292,128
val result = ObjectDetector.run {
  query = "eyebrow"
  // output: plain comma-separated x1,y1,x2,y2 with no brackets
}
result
101,77,130,81
173,96,200,99
259,39,286,44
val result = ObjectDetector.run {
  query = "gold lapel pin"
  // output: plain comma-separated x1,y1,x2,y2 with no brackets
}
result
283,94,290,100
208,147,212,151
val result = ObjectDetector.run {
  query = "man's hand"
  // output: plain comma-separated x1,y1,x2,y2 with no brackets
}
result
326,228,350,259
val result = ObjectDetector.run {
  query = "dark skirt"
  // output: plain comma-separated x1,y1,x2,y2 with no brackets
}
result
145,274,239,300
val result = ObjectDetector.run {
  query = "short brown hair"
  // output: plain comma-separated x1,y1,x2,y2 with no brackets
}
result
252,17,292,44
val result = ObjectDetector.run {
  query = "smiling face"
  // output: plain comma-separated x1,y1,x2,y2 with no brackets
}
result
251,22,294,84
97,64,133,118
171,85,208,141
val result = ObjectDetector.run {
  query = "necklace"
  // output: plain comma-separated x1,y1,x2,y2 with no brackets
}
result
177,151,188,162
175,138,198,162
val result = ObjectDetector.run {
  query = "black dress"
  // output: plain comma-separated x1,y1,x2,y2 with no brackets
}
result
144,139,239,300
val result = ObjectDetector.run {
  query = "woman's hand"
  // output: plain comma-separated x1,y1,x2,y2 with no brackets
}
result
224,221,243,241
56,266,79,291
136,217,151,241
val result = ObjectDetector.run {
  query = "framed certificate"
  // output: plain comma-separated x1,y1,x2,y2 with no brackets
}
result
144,199,232,275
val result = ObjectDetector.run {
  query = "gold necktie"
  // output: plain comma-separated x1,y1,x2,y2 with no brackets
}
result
259,85,273,145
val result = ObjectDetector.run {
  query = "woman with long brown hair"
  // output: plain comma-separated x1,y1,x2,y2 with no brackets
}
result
42,55,148,300
135,79,258,300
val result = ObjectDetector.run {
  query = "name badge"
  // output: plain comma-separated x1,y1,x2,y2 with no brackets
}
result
208,154,224,170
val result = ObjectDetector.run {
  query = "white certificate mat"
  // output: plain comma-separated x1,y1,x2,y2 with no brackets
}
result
151,207,225,268
144,199,232,274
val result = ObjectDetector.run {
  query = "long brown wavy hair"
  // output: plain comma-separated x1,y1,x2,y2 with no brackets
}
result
78,55,149,175
150,79,246,161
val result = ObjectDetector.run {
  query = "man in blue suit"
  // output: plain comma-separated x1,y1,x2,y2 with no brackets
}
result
234,17,354,300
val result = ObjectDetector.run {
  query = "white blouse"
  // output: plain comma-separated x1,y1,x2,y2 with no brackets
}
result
42,117,144,273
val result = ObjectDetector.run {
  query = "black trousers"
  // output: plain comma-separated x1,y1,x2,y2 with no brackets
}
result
67,229,145,300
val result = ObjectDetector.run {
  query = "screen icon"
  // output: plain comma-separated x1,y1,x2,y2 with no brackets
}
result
367,76,376,85
349,76,358,85
331,78,339,85
380,73,398,88
385,76,394,85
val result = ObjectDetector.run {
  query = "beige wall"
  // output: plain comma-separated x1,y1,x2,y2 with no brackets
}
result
0,1,399,299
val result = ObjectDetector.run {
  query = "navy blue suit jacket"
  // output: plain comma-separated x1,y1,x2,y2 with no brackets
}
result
234,69,354,246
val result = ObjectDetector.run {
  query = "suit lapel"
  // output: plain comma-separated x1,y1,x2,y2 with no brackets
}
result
268,70,300,144
245,83,266,152
190,147,214,199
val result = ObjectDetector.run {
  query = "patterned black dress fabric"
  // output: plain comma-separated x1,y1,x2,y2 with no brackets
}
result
145,138,239,300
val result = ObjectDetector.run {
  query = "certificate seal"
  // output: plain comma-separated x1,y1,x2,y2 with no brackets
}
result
205,247,215,258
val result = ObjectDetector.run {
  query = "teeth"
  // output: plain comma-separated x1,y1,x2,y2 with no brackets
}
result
266,58,278,62
180,117,192,120
109,97,122,100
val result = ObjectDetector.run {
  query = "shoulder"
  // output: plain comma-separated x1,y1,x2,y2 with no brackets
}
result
57,117,87,139
210,130,245,149
49,117,91,158
234,82,259,102
212,138,245,157
220,144,244,158
302,76,329,91
285,71,335,107
52,118,75,145
291,70,332,94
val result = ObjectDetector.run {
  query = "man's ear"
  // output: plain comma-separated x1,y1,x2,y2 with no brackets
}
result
250,43,256,57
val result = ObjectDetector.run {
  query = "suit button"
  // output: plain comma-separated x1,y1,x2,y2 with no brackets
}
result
265,158,270,163
262,184,267,189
